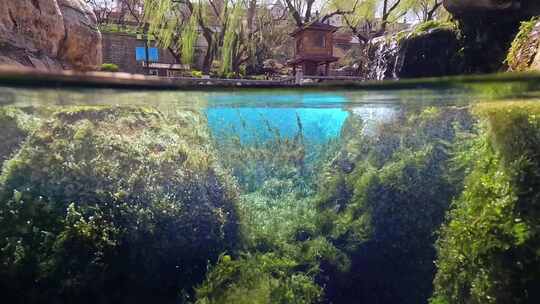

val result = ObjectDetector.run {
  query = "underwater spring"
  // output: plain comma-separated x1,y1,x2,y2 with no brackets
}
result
1,77,540,304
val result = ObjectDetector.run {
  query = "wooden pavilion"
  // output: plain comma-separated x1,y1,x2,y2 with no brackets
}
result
288,21,339,76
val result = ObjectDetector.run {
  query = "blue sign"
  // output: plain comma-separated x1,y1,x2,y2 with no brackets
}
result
135,47,159,62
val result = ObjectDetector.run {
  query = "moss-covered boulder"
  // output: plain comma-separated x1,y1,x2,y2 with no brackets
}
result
314,107,473,304
507,17,540,72
0,107,41,171
0,106,240,304
432,102,540,304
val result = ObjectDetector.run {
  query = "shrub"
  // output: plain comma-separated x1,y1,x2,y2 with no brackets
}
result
191,70,204,78
100,63,119,72
0,107,42,171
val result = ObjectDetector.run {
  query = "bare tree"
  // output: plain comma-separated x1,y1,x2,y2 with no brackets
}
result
411,0,445,22
282,0,359,27
85,0,144,25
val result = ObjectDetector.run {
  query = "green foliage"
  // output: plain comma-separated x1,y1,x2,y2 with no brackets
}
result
396,20,457,43
0,106,240,304
191,70,204,78
181,3,201,66
100,63,119,72
506,17,540,71
432,102,540,304
144,0,188,59
220,3,243,76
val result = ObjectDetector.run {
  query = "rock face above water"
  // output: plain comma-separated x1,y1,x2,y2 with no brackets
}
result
0,0,102,70
507,19,540,72
444,0,540,16
366,25,463,80
443,0,540,73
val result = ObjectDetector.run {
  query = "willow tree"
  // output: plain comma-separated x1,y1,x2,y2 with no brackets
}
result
145,0,286,76
220,2,243,76
180,3,201,66
144,0,192,64
145,0,222,73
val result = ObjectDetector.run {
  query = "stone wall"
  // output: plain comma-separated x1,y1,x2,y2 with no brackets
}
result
102,32,207,75
0,0,101,70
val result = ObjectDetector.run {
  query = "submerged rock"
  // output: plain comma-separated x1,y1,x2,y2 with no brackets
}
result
315,107,473,304
432,102,540,304
0,106,240,303
0,0,102,70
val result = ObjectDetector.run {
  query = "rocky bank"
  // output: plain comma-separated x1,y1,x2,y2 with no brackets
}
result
0,0,102,70
362,0,540,80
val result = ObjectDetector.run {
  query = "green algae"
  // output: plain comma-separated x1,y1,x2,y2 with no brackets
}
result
1,96,540,304
0,106,240,304
431,102,540,304
312,106,473,304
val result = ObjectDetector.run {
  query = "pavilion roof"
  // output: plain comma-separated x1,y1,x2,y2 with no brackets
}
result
290,21,339,37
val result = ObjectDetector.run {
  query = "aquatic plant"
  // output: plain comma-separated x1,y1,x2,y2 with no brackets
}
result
0,107,41,171
313,107,473,304
196,253,322,304
431,102,540,304
212,113,311,194
0,106,240,304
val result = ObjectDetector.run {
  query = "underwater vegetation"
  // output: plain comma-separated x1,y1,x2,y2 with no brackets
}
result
1,99,540,304
311,106,474,304
0,107,41,170
0,106,240,304
431,102,540,304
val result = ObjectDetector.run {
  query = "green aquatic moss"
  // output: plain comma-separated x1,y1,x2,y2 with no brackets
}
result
0,107,41,170
197,114,345,304
196,253,322,304
431,102,540,304
0,106,240,304
314,107,473,304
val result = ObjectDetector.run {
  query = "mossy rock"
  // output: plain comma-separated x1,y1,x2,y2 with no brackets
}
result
314,107,472,304
432,102,540,304
507,17,540,71
0,107,42,171
0,106,240,304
